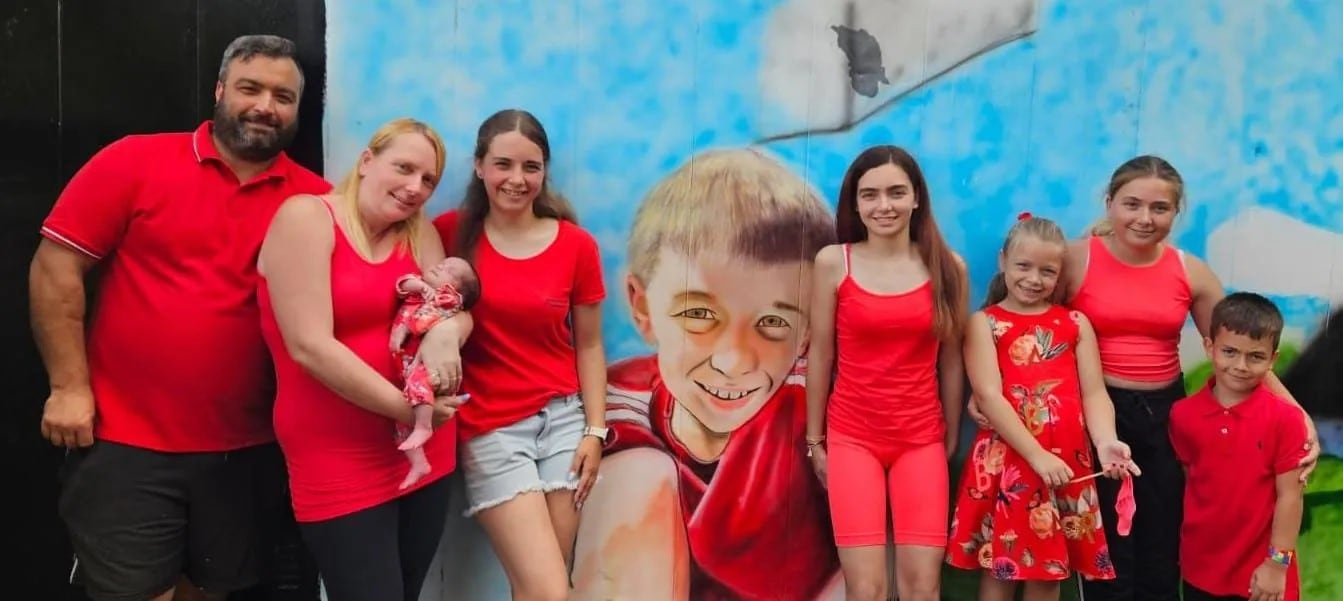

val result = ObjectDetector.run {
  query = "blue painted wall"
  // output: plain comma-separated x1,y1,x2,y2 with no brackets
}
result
324,1,1343,598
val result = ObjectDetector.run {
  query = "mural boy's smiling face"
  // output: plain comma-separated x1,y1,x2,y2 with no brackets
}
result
629,248,811,434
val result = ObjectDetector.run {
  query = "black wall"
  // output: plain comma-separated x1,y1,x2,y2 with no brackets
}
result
1,2,326,598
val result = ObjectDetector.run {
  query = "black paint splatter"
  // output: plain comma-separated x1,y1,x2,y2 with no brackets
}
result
831,24,889,98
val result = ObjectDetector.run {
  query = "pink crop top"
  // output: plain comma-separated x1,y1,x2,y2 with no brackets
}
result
1069,236,1192,383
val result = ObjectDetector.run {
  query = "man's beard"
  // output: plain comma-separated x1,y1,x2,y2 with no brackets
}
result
212,103,298,162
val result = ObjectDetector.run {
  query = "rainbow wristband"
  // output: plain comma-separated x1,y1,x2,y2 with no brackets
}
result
1267,545,1295,567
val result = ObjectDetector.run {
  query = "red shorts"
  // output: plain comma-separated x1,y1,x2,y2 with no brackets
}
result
826,429,948,547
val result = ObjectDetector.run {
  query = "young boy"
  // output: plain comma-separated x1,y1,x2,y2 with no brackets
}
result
569,148,842,600
1169,292,1308,601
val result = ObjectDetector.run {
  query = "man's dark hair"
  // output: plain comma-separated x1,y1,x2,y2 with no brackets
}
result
218,34,303,89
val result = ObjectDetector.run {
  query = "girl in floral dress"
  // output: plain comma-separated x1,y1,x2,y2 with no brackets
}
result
946,214,1141,601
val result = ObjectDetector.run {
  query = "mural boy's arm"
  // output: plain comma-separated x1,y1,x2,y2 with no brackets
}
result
805,245,845,483
1186,253,1318,479
570,449,689,601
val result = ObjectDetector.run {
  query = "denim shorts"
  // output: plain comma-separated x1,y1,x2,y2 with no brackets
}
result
460,393,585,517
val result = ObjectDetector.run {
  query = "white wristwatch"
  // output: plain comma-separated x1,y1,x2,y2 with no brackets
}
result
583,425,609,441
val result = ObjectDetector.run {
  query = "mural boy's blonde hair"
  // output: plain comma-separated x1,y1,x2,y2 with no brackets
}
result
627,147,835,284
334,117,447,263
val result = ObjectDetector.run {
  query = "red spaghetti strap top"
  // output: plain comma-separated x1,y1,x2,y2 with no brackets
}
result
1069,235,1192,383
259,199,455,522
827,244,944,445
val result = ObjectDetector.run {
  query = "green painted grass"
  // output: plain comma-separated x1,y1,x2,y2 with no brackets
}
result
1299,454,1343,600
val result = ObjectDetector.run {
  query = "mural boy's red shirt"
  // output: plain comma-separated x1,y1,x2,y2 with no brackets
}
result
604,356,840,600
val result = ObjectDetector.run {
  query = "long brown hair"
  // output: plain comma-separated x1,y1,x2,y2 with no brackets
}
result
835,145,967,341
454,109,577,261
1089,155,1184,236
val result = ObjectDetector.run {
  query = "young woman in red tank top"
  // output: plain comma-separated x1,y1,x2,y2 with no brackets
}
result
806,145,969,601
258,118,471,601
965,156,1319,601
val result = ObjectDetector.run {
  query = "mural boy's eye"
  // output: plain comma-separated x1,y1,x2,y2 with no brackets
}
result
675,307,715,320
755,315,791,341
674,307,717,334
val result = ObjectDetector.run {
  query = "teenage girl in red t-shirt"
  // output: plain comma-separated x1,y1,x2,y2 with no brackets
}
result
432,109,608,601
806,145,969,601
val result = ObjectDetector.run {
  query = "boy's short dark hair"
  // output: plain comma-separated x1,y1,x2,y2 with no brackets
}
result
1209,291,1284,349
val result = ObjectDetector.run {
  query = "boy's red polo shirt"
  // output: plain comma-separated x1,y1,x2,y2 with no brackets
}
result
40,121,331,452
1169,381,1307,600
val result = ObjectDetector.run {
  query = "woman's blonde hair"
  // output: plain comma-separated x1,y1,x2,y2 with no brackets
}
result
333,118,447,262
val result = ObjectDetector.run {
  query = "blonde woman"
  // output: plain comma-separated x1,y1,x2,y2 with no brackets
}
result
258,118,471,601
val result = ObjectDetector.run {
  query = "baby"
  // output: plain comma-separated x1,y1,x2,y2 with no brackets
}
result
390,256,481,489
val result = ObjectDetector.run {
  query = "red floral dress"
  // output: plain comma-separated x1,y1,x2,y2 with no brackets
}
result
946,304,1115,581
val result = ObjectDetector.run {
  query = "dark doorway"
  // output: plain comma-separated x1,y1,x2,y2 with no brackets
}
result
0,1,327,599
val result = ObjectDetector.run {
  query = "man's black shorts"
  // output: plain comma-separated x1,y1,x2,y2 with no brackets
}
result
59,440,287,601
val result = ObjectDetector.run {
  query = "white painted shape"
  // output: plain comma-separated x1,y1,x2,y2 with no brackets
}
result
1205,207,1343,303
759,0,1037,138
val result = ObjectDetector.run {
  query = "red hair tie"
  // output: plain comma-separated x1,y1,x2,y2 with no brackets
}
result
1017,211,1033,221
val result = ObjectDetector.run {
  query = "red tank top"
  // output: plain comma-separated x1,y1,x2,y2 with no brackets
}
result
259,202,455,522
827,244,944,445
1069,236,1191,383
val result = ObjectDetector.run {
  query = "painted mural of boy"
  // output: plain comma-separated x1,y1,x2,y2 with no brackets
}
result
570,148,842,600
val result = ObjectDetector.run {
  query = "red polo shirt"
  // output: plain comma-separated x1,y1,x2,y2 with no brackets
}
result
40,121,331,452
1169,381,1306,600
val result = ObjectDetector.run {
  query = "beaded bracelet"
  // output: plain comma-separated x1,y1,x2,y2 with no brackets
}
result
1267,545,1295,567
